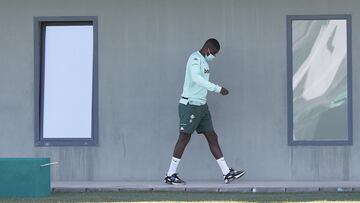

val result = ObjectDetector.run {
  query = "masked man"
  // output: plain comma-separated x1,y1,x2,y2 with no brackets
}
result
164,38,245,184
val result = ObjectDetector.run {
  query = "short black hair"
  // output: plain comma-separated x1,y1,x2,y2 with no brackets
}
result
205,38,220,51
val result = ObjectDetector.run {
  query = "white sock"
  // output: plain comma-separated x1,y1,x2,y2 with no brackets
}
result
216,157,230,175
167,157,181,176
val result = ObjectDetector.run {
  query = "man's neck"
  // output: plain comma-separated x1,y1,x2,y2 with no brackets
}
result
199,49,206,57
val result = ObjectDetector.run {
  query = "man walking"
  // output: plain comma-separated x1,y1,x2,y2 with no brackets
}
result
164,38,245,184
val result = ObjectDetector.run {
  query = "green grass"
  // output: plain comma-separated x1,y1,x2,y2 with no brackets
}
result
2,191,360,203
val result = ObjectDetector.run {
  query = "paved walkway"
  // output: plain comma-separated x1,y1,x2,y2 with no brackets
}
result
52,181,360,193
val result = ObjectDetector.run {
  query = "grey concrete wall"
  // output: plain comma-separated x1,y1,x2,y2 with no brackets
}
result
0,0,359,181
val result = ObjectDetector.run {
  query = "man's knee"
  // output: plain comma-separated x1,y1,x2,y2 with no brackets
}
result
205,131,217,137
178,132,191,143
204,131,218,143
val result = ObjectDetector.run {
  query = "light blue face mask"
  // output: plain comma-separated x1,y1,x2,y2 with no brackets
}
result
205,48,215,62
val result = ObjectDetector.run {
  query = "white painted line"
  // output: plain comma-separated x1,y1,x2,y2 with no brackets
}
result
40,162,59,167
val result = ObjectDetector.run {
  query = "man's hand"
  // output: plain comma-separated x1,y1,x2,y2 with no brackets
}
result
220,87,229,95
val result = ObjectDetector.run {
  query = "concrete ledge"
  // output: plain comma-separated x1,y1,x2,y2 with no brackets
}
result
52,181,360,193
320,187,353,192
152,187,186,192
337,188,353,192
352,188,360,192
85,188,120,192
319,187,338,192
219,187,252,192
252,187,286,193
119,188,153,192
53,188,86,193
286,187,319,192
185,187,219,192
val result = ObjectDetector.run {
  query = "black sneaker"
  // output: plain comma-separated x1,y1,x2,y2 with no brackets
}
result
224,168,245,184
164,173,186,185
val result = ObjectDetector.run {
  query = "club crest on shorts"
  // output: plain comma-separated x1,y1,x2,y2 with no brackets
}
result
190,114,195,119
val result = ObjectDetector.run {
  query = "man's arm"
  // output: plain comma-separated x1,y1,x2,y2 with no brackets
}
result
189,59,222,93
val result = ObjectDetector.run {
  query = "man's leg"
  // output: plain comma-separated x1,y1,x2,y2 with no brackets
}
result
203,131,223,159
165,132,191,184
203,131,230,175
173,132,191,159
165,103,200,184
197,106,231,176
203,131,245,183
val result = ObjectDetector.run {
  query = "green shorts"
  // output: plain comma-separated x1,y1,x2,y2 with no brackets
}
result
178,103,214,134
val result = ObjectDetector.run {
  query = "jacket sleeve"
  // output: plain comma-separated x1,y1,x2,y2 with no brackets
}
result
189,57,222,93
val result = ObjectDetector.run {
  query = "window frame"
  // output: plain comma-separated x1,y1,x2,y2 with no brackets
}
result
286,14,353,146
34,16,99,146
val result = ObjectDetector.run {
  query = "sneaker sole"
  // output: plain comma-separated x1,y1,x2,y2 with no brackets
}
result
225,171,246,184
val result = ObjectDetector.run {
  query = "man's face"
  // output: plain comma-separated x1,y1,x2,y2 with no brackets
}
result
208,47,219,56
